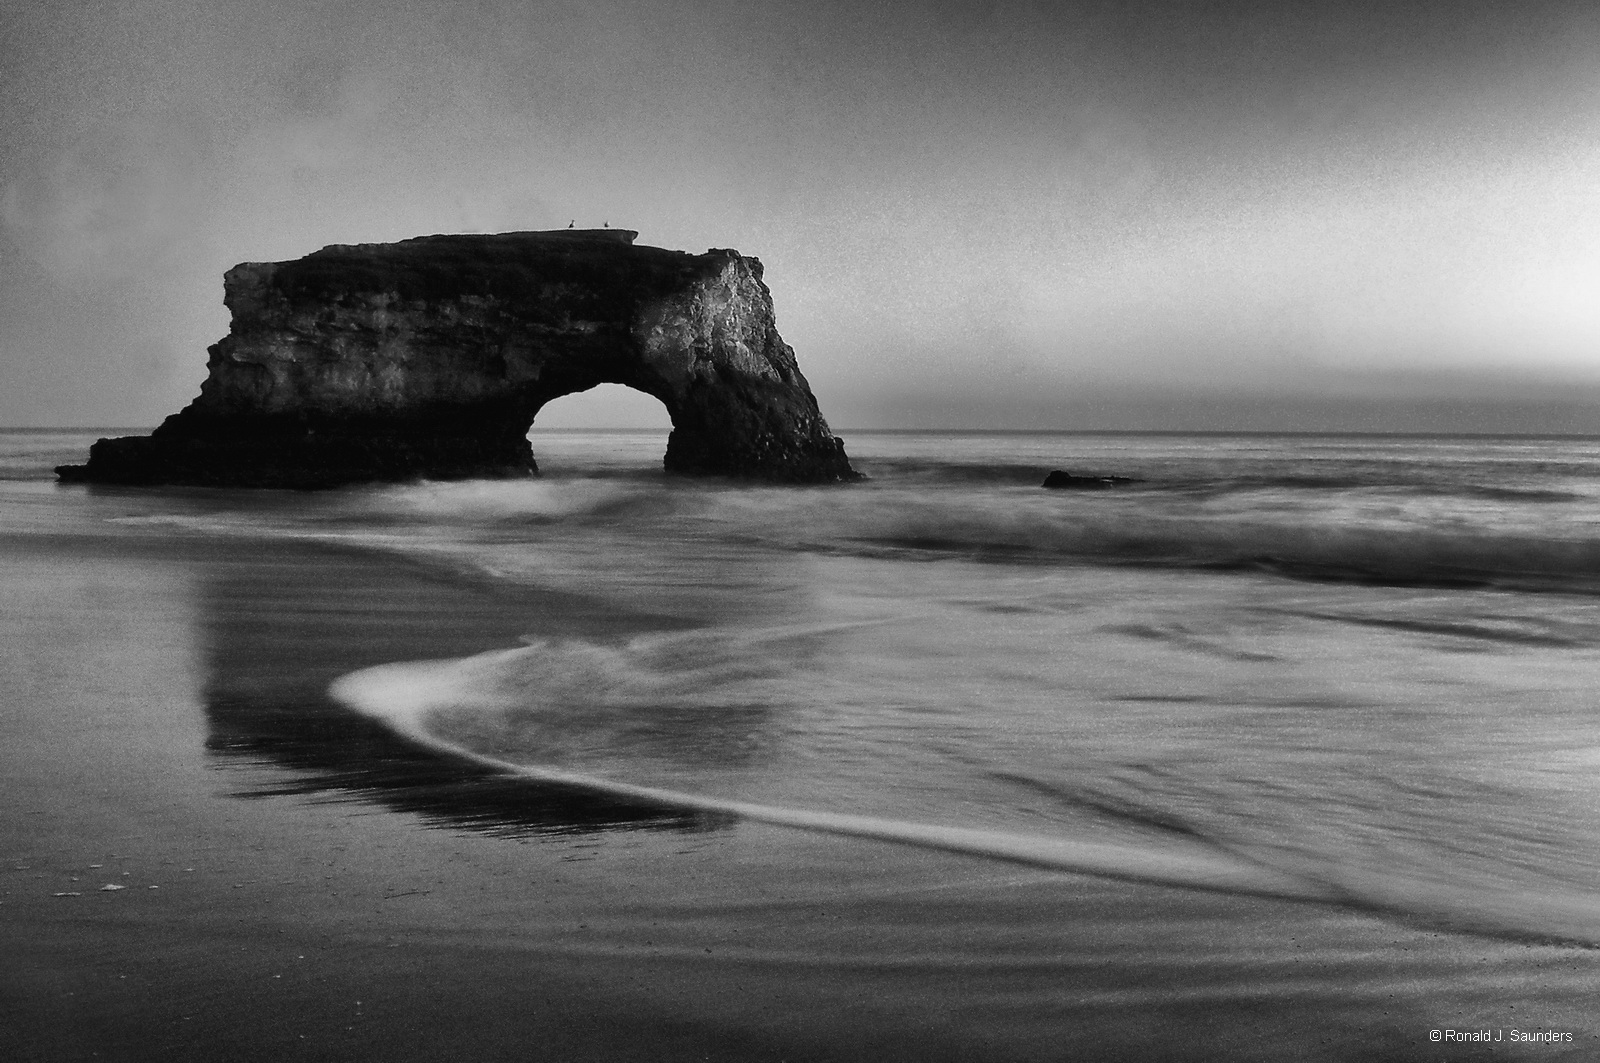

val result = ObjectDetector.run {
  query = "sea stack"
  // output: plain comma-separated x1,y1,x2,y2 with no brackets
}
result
57,229,857,488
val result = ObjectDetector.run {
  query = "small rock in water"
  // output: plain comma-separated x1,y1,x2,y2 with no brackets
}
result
1041,469,1141,490
100,883,126,892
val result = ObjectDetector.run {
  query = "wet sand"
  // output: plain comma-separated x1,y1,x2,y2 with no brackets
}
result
4,528,1597,1062
3,530,760,1057
1,533,759,1062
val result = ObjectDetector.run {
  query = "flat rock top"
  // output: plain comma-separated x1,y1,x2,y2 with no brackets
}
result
320,228,641,253
249,229,736,306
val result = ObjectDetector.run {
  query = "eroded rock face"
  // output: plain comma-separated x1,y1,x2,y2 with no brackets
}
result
58,229,857,487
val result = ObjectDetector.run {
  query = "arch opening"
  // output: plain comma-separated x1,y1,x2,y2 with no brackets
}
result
527,382,674,476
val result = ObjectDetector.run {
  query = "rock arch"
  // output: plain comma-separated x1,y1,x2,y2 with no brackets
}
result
58,230,857,488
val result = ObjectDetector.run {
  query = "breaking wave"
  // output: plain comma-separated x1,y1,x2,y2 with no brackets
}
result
132,487,1600,598
834,497,1600,592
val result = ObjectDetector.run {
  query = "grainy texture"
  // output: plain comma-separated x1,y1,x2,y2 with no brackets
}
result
57,230,856,487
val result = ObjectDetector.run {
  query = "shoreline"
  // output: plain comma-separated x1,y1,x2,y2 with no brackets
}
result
5,514,1599,1061
0,530,777,1062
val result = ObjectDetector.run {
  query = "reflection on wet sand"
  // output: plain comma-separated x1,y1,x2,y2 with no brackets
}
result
195,539,729,836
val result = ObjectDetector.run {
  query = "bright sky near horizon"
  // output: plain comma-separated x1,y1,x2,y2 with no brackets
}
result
5,0,1600,432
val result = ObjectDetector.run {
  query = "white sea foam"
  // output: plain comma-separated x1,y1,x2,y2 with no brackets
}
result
356,477,646,522
329,631,1600,946
328,649,1326,903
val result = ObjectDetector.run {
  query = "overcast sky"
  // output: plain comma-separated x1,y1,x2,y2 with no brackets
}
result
6,0,1600,431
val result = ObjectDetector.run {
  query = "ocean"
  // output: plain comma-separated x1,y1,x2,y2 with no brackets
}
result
6,426,1600,1060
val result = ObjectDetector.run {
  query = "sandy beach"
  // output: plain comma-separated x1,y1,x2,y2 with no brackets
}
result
1,531,749,1061
5,470,1599,1061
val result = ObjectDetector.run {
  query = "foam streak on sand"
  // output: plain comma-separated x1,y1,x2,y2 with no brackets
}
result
329,653,1320,900
328,647,1600,946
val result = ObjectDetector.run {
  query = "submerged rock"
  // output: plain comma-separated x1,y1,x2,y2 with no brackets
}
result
58,229,857,488
1042,470,1140,490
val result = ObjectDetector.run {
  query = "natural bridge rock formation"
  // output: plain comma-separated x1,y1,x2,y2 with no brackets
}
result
58,229,856,488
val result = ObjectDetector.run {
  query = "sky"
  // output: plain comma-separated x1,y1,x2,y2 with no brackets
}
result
6,0,1600,432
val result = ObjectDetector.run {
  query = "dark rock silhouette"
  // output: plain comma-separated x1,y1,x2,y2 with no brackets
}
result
1042,470,1140,490
58,229,856,487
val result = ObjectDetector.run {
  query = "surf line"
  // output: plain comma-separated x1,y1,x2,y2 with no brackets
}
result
330,654,1600,946
329,655,1330,906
